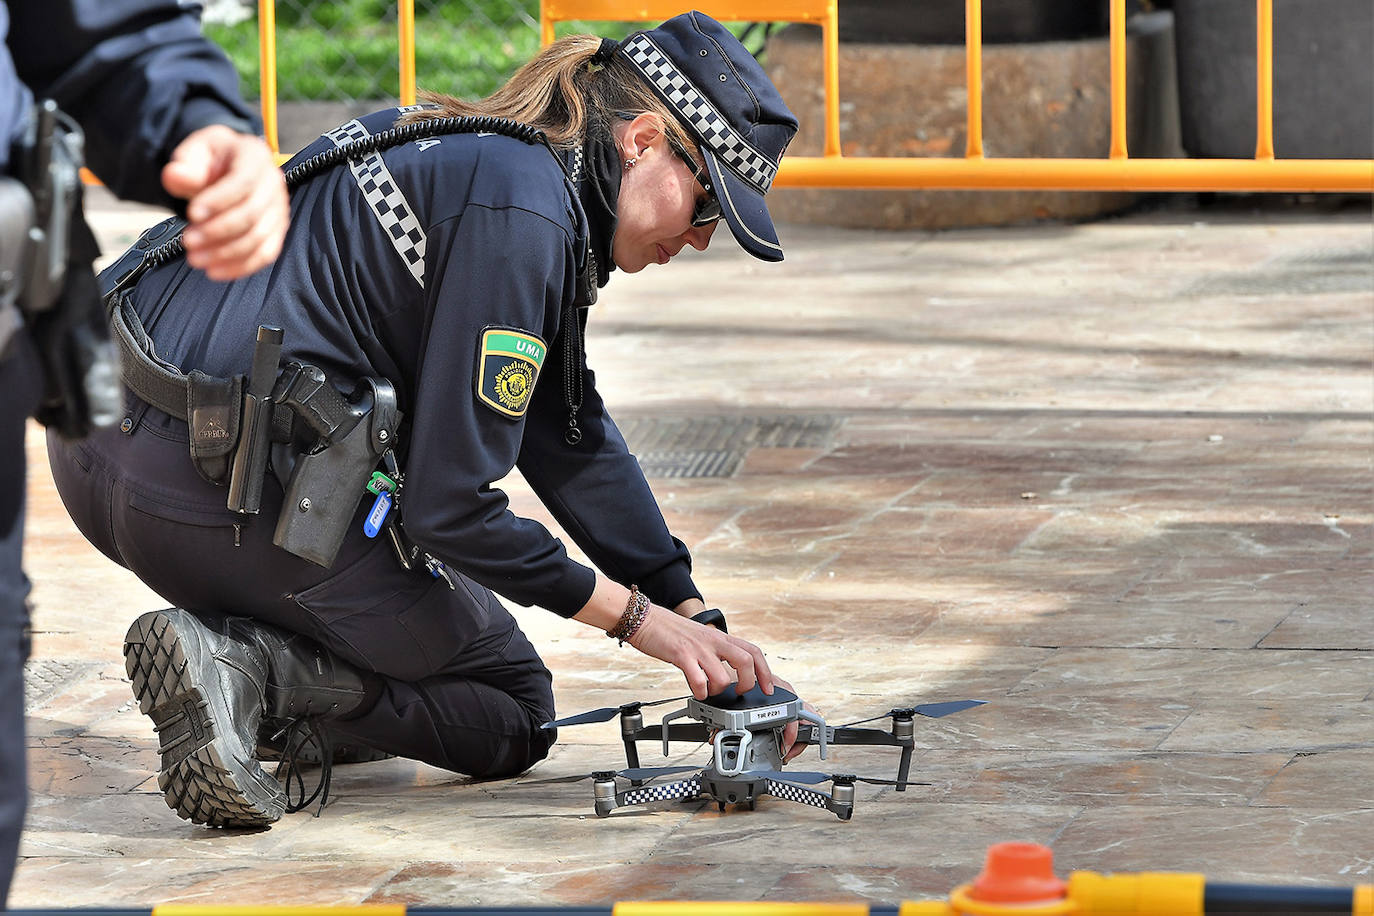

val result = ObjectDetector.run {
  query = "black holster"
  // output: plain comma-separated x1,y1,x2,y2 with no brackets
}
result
6,101,120,439
271,365,400,567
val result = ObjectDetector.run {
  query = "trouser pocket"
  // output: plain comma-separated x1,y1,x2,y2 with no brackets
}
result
288,545,492,682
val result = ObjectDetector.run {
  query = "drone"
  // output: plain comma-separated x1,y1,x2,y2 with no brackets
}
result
534,683,985,820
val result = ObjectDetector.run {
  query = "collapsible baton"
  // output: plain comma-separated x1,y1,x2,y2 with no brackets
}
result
225,325,284,515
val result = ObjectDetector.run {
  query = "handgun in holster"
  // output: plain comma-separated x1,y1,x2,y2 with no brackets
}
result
268,360,402,568
2,99,120,438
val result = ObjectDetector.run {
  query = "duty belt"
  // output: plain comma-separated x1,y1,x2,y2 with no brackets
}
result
100,216,402,568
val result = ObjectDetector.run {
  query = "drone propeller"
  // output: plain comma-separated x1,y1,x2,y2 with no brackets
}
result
540,695,692,730
839,699,986,728
739,769,932,788
521,764,700,787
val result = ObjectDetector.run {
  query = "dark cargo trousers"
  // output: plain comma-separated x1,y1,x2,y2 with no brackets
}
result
47,405,557,780
1,337,41,906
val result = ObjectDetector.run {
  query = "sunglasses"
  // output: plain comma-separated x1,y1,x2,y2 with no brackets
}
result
616,113,722,228
664,134,723,228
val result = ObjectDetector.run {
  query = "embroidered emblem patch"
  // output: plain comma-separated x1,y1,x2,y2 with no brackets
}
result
476,328,546,418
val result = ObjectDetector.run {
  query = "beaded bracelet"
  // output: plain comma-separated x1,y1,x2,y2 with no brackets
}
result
607,585,650,645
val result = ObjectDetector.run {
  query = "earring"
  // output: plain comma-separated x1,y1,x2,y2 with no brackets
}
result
624,156,638,170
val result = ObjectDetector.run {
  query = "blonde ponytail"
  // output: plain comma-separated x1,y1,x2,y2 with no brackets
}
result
398,35,702,160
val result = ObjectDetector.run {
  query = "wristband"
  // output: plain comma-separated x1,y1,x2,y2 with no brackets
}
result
607,585,650,645
691,607,728,633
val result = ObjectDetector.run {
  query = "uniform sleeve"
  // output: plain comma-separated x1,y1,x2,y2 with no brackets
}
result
399,203,598,617
517,344,702,611
9,0,259,208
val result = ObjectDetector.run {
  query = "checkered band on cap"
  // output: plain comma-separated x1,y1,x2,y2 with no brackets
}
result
326,119,427,288
622,34,778,193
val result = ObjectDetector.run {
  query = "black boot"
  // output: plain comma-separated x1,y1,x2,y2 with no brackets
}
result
123,608,371,828
257,724,394,766
124,608,280,827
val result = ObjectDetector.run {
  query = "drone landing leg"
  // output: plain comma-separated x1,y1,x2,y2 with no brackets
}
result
620,711,644,783
623,738,642,773
896,744,914,792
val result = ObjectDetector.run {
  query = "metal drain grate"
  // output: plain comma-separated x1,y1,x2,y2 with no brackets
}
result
24,658,103,714
1185,246,1373,297
636,449,744,479
620,414,842,478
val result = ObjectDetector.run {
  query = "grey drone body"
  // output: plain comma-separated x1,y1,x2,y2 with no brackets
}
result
541,683,986,820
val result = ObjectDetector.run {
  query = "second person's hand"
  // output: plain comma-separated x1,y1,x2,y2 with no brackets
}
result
162,125,289,282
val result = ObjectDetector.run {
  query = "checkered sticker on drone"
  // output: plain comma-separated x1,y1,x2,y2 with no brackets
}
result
476,328,546,418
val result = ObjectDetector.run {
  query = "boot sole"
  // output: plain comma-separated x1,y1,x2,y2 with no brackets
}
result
124,609,285,828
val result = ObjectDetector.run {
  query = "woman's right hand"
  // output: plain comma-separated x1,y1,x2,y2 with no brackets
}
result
626,604,776,700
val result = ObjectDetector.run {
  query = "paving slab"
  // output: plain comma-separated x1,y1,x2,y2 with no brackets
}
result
11,191,1373,907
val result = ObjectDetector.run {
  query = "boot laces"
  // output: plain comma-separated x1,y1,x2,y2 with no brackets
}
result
272,718,335,817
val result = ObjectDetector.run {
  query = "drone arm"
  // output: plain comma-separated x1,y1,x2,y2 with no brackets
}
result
629,722,712,745
799,724,900,747
611,776,703,815
765,779,853,821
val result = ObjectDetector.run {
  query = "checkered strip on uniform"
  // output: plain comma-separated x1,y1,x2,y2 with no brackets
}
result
619,777,702,808
326,119,427,288
766,780,831,810
568,145,585,184
622,34,777,193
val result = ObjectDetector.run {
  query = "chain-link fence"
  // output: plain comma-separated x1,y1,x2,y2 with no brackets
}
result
201,0,666,103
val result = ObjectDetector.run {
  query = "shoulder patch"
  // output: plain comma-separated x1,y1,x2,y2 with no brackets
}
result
476,328,546,419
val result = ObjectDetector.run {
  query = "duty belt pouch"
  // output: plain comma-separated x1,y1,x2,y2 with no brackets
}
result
186,370,243,485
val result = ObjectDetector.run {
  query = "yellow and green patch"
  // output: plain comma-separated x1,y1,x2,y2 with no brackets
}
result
476,328,546,418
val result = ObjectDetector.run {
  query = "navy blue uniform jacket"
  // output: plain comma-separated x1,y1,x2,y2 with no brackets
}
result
127,108,701,618
1,1,256,202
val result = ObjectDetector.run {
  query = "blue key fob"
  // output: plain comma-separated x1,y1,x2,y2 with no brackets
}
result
363,491,392,538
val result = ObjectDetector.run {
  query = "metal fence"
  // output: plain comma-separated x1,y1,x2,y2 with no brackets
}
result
232,0,1372,192
209,0,663,116
206,0,545,103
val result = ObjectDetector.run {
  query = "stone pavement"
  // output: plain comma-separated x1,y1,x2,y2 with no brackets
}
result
12,189,1373,908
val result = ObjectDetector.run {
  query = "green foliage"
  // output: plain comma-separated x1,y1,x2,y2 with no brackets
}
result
204,2,763,103
206,0,541,101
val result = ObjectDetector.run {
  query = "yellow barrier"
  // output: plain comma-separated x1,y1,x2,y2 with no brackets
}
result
214,2,1372,193
535,0,1373,192
541,0,841,158
256,0,419,153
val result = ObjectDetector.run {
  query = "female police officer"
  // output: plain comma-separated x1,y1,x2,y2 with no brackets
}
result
48,11,802,829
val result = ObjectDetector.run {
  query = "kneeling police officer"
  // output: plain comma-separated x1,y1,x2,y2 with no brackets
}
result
49,11,807,828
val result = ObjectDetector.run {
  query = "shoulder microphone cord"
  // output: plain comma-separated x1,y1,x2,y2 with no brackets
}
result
137,115,566,275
